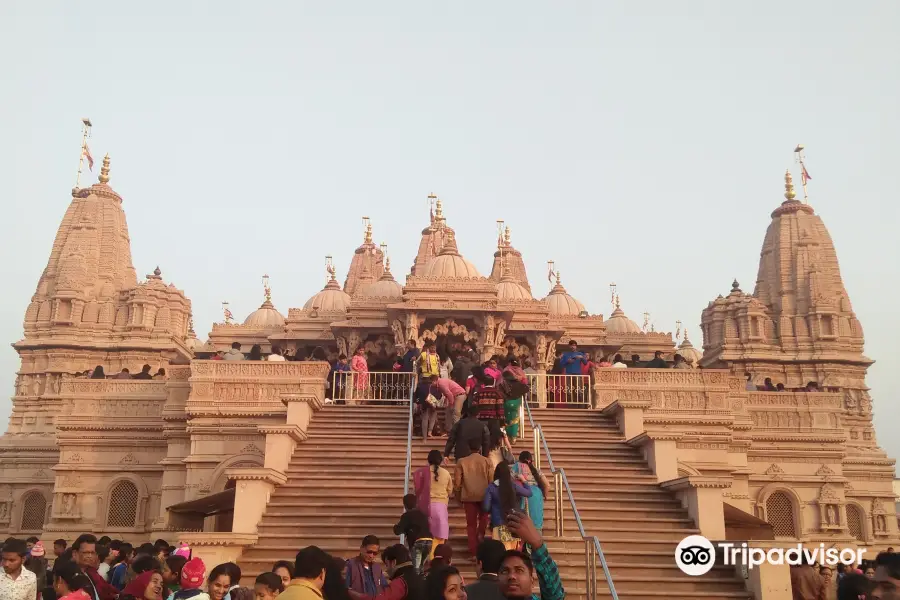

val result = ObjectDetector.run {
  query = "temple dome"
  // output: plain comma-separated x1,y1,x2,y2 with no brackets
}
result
303,278,351,312
358,261,403,299
605,302,641,333
497,268,531,301
544,274,585,316
243,299,285,328
422,233,481,278
677,332,703,364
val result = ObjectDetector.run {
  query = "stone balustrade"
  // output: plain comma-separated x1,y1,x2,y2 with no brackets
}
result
58,379,168,419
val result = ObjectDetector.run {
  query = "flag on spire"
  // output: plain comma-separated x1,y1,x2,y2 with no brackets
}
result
83,144,94,171
801,163,812,184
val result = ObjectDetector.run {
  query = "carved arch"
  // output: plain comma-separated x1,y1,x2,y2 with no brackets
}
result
756,483,803,539
676,462,702,477
17,487,48,532
209,453,264,494
96,474,150,533
846,501,867,542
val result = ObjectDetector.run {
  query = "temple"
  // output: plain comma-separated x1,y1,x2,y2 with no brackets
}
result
0,155,895,598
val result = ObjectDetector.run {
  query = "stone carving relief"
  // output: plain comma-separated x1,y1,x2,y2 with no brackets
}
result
61,474,83,488
872,498,889,535
765,464,784,479
0,501,10,523
391,320,404,347
816,485,844,531
119,453,138,465
816,465,836,478
405,313,421,344
61,493,76,515
241,443,263,455
482,315,497,347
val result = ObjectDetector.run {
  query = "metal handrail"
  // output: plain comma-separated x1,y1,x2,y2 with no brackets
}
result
523,400,618,600
399,375,417,546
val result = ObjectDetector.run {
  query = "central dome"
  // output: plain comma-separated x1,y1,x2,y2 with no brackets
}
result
303,278,351,312
422,233,481,278
605,305,641,333
243,299,286,328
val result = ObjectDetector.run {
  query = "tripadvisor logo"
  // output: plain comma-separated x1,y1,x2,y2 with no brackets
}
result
675,535,866,577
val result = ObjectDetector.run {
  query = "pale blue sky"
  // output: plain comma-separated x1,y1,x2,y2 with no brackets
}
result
2,2,898,454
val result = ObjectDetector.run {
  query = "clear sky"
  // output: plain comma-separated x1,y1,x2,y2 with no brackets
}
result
1,2,898,454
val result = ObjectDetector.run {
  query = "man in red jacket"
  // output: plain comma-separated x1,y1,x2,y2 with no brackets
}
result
73,534,119,600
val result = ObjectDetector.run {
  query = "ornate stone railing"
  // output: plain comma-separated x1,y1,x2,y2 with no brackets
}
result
187,360,330,417
743,391,843,428
58,379,168,418
593,367,732,412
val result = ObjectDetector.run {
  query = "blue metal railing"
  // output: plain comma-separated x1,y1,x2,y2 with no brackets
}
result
523,401,619,600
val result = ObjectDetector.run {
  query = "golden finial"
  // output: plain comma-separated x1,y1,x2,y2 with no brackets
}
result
784,169,796,201
615,294,621,309
434,197,444,221
98,153,111,184
504,226,511,246
380,242,391,272
555,270,561,285
262,274,271,303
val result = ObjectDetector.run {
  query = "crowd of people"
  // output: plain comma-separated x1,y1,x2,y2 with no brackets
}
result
80,365,167,380
745,374,826,393
0,508,563,600
790,549,900,600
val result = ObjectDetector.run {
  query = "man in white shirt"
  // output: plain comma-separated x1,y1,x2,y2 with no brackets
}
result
611,354,628,368
268,347,287,362
0,539,37,600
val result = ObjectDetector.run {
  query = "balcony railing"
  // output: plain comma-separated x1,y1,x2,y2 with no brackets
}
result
525,374,592,408
329,371,416,404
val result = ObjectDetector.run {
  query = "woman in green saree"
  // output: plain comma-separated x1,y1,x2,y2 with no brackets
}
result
502,359,529,440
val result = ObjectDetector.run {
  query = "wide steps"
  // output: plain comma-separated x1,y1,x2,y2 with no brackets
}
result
239,404,749,600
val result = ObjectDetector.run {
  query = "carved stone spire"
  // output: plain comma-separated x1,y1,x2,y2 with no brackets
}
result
343,217,384,296
411,194,454,276
700,168,869,381
489,224,531,293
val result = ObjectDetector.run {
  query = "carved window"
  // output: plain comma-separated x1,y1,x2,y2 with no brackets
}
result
20,492,47,531
821,315,834,337
766,491,796,537
847,505,865,541
106,481,139,528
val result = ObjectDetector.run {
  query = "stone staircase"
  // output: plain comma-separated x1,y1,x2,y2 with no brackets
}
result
239,404,751,599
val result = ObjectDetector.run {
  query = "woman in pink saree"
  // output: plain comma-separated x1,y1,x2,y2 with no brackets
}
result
350,347,370,401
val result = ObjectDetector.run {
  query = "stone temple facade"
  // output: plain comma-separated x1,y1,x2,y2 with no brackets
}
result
0,158,895,558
